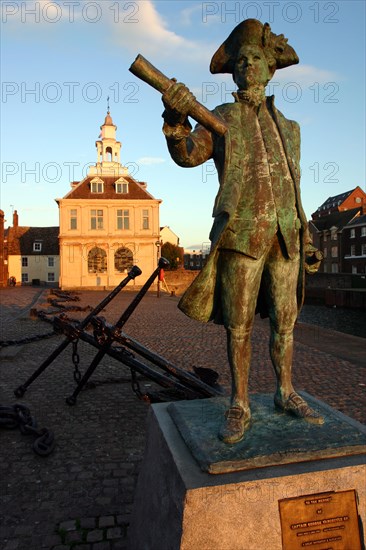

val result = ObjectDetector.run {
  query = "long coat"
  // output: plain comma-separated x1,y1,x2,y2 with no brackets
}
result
165,96,309,324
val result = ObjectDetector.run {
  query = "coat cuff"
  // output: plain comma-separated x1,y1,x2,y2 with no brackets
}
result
162,120,192,141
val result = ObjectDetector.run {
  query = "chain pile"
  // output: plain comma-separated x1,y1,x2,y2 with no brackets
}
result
0,332,56,349
0,403,55,456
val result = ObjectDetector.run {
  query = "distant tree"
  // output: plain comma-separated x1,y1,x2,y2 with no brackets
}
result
161,242,184,270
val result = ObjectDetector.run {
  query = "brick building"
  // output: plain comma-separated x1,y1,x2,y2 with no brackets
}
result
309,187,366,273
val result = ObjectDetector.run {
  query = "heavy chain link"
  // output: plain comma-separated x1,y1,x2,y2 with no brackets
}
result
0,332,55,348
130,368,144,399
0,403,55,456
71,340,82,383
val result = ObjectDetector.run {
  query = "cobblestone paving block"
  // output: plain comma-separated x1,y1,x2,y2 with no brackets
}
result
93,542,111,550
3,541,20,550
110,540,128,550
14,525,32,536
98,516,115,528
86,529,104,543
80,517,96,529
41,534,61,547
58,520,77,532
106,527,122,540
102,479,119,487
66,530,83,543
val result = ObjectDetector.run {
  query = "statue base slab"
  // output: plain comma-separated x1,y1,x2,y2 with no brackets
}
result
168,392,366,473
127,397,366,550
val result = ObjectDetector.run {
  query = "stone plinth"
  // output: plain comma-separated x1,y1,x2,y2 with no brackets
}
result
128,398,366,550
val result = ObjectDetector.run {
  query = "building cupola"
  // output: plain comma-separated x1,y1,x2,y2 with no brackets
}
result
91,104,125,176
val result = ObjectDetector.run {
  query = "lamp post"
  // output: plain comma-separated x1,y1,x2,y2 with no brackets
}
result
155,239,162,297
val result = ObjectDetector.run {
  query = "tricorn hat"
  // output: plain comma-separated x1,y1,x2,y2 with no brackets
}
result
210,19,299,74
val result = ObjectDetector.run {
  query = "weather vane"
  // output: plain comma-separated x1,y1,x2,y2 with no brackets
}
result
107,95,110,112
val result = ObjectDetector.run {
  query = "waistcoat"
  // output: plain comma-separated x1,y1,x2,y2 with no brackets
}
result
219,99,300,259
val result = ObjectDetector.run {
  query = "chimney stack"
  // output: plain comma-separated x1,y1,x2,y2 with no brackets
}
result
13,210,18,227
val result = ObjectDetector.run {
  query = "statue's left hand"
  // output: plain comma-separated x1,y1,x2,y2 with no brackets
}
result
304,244,323,274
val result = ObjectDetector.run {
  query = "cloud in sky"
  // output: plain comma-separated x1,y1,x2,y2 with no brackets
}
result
179,4,205,26
110,0,211,64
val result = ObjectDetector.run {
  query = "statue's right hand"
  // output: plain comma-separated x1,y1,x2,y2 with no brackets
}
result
162,81,195,124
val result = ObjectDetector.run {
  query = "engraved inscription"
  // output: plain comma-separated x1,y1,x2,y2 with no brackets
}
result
302,535,342,546
296,529,321,537
291,515,349,530
305,497,332,505
279,490,362,550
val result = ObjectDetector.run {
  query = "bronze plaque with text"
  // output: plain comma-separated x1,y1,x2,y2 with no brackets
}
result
279,489,362,549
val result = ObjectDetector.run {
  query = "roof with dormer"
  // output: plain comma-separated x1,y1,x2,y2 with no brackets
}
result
7,226,59,255
317,189,355,211
312,186,366,218
61,175,158,201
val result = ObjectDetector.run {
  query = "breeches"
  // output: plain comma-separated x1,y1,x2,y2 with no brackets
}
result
218,233,300,333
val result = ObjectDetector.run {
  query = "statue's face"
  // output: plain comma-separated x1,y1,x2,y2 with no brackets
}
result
233,45,271,90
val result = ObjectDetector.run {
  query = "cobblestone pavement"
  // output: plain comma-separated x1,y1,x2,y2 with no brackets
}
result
1,287,365,550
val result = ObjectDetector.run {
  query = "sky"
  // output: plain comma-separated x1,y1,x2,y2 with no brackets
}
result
1,0,365,249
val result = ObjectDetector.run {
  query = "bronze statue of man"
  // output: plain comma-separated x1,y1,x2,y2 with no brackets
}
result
161,19,323,444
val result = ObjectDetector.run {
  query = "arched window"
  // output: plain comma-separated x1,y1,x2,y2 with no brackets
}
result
106,147,113,161
114,247,133,273
88,247,107,273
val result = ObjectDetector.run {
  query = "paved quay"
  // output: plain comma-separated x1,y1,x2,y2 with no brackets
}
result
1,286,365,550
